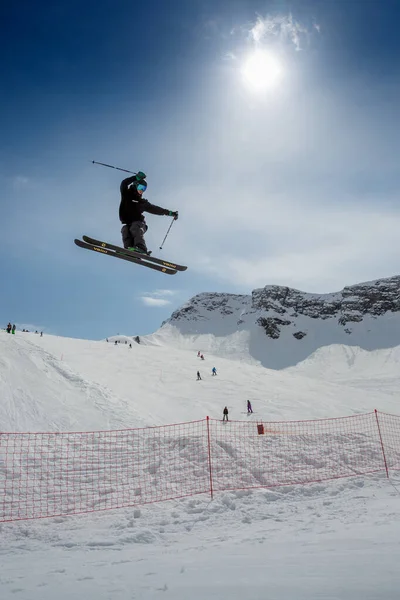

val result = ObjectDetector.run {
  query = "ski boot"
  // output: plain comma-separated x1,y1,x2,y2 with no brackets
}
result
128,246,152,256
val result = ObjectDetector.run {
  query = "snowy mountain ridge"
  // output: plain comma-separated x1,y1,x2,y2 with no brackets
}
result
145,275,400,369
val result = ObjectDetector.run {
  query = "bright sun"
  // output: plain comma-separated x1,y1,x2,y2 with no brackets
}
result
241,50,282,92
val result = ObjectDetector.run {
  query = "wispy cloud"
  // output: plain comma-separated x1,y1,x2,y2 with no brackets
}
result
139,289,178,307
249,14,312,51
151,289,178,297
141,297,172,307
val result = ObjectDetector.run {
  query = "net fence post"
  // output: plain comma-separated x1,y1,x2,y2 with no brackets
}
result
374,409,389,478
206,416,214,500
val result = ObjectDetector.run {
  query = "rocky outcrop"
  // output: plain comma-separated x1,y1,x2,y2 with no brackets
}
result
157,276,400,369
256,317,291,339
166,276,400,339
293,331,307,340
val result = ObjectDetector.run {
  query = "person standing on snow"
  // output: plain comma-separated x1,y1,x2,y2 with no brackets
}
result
247,400,253,414
119,171,178,255
197,371,202,381
212,367,217,376
223,406,229,421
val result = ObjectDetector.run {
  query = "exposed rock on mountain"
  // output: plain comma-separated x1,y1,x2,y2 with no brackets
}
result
151,276,400,369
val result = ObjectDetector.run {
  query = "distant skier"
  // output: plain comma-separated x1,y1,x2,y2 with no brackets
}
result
247,400,253,414
197,351,201,357
197,371,202,381
6,322,11,334
222,406,229,422
200,354,205,360
212,367,217,376
12,324,16,335
119,171,178,255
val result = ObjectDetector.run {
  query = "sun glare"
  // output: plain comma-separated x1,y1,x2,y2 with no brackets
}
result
241,50,282,92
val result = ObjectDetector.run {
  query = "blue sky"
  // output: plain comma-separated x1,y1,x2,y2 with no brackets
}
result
1,0,400,340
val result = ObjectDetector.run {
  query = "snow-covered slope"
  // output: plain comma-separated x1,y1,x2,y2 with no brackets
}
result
143,276,400,369
2,328,400,600
1,330,400,432
286,343,400,395
0,332,146,431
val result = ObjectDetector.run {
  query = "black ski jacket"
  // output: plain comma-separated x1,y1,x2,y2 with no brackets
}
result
119,176,169,224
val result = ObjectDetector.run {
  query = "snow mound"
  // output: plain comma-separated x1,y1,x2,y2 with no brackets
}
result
0,332,146,431
286,344,400,395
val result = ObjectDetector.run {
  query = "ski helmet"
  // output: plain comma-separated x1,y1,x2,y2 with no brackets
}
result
134,170,147,192
135,171,146,182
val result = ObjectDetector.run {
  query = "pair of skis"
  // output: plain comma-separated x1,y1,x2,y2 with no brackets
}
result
74,236,187,275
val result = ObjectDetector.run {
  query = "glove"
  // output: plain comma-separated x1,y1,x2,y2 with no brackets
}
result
168,210,179,220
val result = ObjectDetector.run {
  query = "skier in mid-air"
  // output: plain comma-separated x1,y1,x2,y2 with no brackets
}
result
119,171,178,255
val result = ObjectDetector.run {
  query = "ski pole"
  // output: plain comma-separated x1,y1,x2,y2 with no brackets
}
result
91,160,136,174
159,218,175,250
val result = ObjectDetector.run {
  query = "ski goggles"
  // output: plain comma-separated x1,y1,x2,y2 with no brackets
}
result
137,183,147,192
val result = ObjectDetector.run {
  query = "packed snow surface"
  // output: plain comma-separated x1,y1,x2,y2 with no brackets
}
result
1,330,400,599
